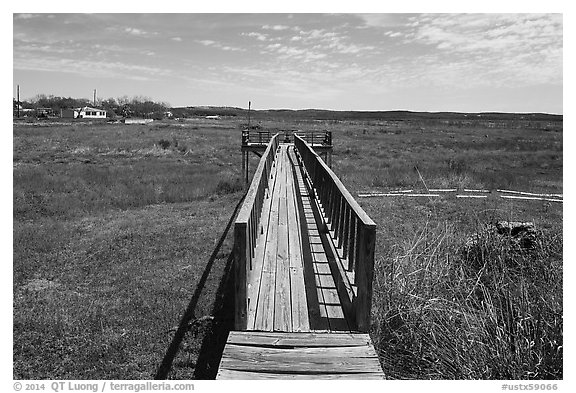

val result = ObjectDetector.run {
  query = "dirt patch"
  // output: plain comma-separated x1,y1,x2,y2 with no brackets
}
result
20,278,61,292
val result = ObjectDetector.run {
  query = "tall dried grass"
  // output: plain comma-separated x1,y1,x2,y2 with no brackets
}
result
372,222,562,379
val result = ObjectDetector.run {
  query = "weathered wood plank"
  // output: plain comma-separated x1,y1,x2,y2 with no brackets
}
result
246,153,280,330
313,258,330,273
219,356,381,374
290,152,325,332
262,149,282,274
226,331,373,347
286,149,303,270
312,258,331,331
218,332,383,379
223,342,379,358
310,243,325,254
286,147,309,332
254,150,282,331
274,146,292,332
316,271,349,331
217,369,384,380
219,348,381,374
254,272,275,331
289,267,309,332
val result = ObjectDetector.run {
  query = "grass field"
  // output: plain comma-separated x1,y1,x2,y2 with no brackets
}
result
13,116,562,379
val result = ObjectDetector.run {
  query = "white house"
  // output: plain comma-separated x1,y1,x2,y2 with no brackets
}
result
78,106,107,119
61,106,107,119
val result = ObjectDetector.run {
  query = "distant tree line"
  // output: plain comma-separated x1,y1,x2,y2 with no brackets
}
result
14,94,171,119
171,107,240,118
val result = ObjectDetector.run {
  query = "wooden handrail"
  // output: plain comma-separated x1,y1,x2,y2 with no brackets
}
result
242,130,332,147
294,134,376,332
234,133,280,329
242,130,273,146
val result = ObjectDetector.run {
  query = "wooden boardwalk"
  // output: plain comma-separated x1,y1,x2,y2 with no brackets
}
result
219,134,382,379
245,144,349,332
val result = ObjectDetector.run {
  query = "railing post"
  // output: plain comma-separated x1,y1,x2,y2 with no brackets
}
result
234,223,248,330
355,223,376,332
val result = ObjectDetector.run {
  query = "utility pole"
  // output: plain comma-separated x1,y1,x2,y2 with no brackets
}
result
248,101,251,128
93,89,97,106
17,84,20,118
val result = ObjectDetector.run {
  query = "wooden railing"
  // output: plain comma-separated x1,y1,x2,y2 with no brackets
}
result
242,130,273,146
294,134,376,332
234,133,280,330
280,131,332,146
242,130,332,147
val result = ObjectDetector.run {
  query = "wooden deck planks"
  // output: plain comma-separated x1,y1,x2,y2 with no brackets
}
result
216,370,384,380
246,149,279,330
290,147,353,331
274,146,292,332
226,331,373,347
307,213,349,329
286,147,309,332
290,147,325,332
249,144,351,333
292,157,331,331
254,147,282,331
217,331,384,379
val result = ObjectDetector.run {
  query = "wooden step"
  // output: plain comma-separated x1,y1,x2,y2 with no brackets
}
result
217,331,384,380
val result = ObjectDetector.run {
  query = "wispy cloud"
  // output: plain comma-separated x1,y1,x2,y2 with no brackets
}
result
14,14,42,20
297,28,377,55
384,31,402,38
16,42,76,55
13,54,170,82
407,14,562,55
356,14,408,28
242,32,268,41
246,26,378,62
262,24,290,31
124,27,156,36
197,40,216,46
195,39,244,51
401,14,563,87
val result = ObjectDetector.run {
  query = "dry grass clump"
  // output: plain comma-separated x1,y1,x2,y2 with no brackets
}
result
372,222,562,379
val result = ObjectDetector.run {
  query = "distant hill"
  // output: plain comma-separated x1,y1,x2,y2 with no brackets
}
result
171,106,562,122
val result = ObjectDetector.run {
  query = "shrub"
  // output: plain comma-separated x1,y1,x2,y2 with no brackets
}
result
157,139,171,149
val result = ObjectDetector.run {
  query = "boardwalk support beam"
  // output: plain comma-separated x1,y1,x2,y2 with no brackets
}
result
355,224,376,332
233,222,248,330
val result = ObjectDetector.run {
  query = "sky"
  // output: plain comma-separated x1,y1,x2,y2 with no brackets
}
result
13,12,563,113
